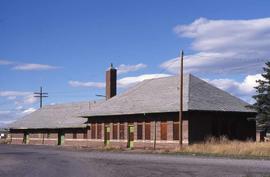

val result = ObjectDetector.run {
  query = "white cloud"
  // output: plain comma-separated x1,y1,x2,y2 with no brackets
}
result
0,60,13,65
0,59,60,71
0,120,15,125
7,96,17,100
0,91,38,127
0,107,37,127
68,81,106,88
162,17,270,74
174,17,270,52
21,94,38,104
118,74,171,88
69,74,171,89
0,110,18,126
117,63,147,74
12,63,59,71
0,111,11,115
205,74,263,103
21,107,36,115
0,91,30,97
16,106,23,110
0,91,38,105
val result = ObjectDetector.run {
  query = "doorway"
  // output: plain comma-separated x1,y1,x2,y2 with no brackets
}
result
128,125,134,148
58,132,65,145
104,126,110,146
23,132,29,144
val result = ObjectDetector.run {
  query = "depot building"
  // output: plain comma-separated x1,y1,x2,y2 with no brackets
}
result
9,65,256,149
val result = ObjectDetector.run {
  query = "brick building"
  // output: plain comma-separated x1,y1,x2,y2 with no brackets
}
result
9,66,256,149
9,102,100,146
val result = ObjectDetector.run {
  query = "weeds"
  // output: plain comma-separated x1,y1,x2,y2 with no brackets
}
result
179,136,270,157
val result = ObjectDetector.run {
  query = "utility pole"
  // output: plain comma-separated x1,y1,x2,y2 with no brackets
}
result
154,120,156,150
34,87,48,108
179,50,184,147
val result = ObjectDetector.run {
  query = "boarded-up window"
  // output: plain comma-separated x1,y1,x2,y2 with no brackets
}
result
97,124,102,139
83,130,88,139
119,123,125,139
173,122,179,140
145,122,151,140
160,121,167,140
113,124,118,139
73,132,77,139
137,124,143,140
91,124,96,139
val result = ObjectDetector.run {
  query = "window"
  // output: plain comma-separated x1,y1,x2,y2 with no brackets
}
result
47,133,50,139
97,124,102,139
137,124,143,140
160,121,167,140
113,124,118,139
119,123,125,139
73,132,77,139
145,122,151,140
173,122,179,140
83,130,88,139
91,124,96,139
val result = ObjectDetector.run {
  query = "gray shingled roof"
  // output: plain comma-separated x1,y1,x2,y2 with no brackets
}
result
9,101,101,129
82,74,254,117
9,74,254,129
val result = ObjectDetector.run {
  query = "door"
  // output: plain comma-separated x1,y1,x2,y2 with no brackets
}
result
128,125,134,148
23,132,29,144
104,126,110,146
58,132,65,145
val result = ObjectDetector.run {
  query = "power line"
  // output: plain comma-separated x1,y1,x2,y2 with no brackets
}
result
34,87,48,108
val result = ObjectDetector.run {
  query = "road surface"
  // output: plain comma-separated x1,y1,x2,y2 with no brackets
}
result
0,145,270,177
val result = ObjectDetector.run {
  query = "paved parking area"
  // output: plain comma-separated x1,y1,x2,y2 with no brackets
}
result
0,144,270,177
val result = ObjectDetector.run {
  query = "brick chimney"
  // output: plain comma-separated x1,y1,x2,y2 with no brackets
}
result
106,63,117,100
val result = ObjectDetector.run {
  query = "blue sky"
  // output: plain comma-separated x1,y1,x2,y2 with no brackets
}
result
1,0,270,126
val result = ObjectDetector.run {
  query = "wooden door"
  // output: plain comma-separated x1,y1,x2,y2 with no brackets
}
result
104,126,110,146
58,132,65,145
128,125,134,148
160,121,167,140
23,132,29,144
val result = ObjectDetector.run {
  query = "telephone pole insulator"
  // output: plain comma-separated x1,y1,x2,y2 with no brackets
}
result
34,86,48,108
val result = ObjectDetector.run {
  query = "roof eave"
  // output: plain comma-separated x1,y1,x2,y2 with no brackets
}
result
10,125,88,130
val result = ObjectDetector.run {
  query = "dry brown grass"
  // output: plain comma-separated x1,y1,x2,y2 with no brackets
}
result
178,136,270,157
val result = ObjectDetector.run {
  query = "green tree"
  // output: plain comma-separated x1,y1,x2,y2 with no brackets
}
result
252,62,270,131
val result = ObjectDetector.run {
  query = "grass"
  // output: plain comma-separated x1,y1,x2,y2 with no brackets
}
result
0,139,9,144
84,137,270,159
67,136,270,159
175,136,270,158
4,136,270,159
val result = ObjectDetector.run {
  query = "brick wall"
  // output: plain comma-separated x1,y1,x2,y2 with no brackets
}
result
9,111,255,149
86,112,188,149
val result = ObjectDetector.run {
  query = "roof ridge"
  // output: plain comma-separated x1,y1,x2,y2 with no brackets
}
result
193,74,250,105
187,74,253,112
103,75,175,103
42,100,102,108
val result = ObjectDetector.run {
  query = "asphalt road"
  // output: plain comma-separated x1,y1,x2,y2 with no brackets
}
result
0,145,270,177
